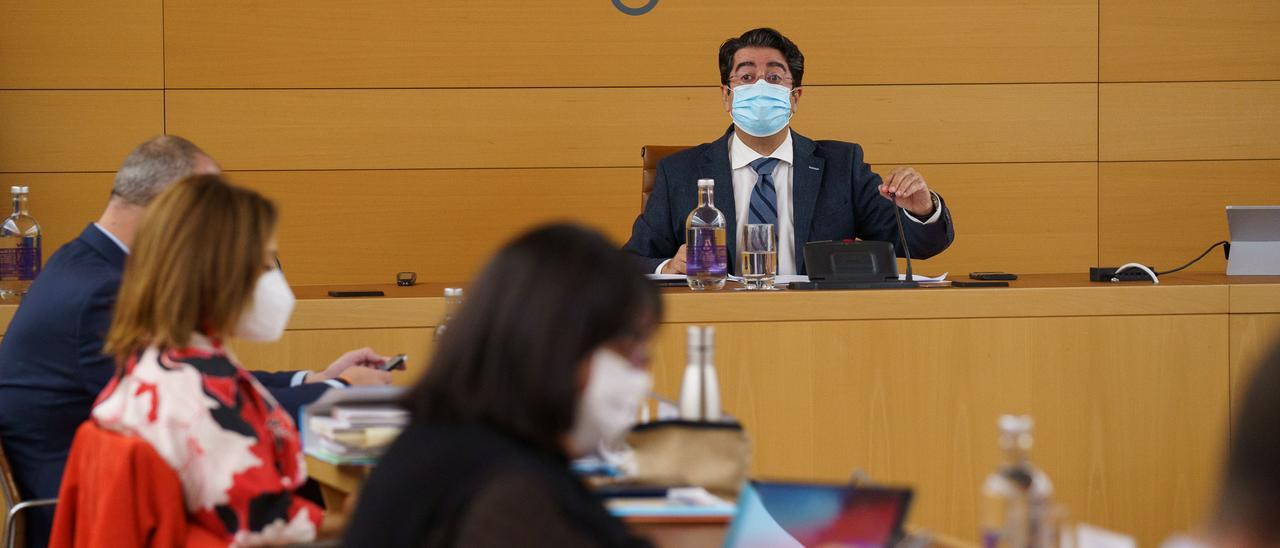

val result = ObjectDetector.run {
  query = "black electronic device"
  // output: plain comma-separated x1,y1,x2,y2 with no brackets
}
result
789,240,917,290
953,280,1009,288
1089,266,1157,282
327,290,385,298
969,272,1018,281
380,353,408,372
396,271,417,286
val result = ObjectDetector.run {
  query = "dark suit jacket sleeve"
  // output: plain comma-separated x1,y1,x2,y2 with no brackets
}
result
251,370,302,388
848,144,954,260
78,280,123,396
264,383,330,420
622,160,679,273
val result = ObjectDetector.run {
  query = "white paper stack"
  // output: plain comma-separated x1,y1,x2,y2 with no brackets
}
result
301,386,408,464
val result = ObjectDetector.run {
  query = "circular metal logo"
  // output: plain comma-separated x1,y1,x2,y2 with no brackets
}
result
612,0,658,16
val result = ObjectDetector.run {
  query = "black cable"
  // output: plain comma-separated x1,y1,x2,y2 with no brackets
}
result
1155,241,1230,276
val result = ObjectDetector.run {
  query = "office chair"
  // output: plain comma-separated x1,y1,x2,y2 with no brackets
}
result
640,145,690,211
1,435,57,548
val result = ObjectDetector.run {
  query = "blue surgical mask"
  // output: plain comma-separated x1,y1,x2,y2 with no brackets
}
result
730,80,794,138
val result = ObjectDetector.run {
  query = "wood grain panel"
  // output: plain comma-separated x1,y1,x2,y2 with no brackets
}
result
0,173,114,265
880,163,1097,276
1100,82,1280,161
649,315,1228,546
1099,161,1280,271
0,0,163,89
1100,0,1280,82
1229,314,1280,421
0,91,164,172
230,168,636,285
164,0,1095,88
166,85,1096,171
1231,283,1280,314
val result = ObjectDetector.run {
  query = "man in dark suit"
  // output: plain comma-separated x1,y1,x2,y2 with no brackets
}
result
0,136,392,547
624,28,954,275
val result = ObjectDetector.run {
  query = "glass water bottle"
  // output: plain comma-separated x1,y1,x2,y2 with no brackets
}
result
685,179,727,290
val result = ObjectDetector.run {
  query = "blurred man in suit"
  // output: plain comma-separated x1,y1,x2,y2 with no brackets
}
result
0,135,392,547
623,28,954,275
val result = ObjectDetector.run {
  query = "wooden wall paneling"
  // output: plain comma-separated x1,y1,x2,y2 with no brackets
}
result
0,173,115,264
1229,314,1280,421
1099,160,1280,272
649,315,1228,546
879,162,1097,276
166,84,1096,171
1100,82,1280,162
232,168,637,285
0,0,163,89
163,0,1096,89
0,91,164,173
230,327,435,388
1100,0,1280,82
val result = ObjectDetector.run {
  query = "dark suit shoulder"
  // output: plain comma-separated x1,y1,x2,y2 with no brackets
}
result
811,139,865,158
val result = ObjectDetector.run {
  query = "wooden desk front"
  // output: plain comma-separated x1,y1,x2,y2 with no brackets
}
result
4,274,1274,546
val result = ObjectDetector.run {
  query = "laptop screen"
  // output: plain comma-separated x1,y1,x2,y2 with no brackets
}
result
723,481,913,548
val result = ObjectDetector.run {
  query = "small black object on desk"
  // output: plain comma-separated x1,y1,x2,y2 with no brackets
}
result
788,240,918,290
328,290,385,298
396,271,417,286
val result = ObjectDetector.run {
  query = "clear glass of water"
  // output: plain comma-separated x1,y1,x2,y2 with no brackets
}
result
740,224,777,290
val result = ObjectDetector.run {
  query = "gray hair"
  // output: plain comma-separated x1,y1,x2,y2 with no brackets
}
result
111,135,208,205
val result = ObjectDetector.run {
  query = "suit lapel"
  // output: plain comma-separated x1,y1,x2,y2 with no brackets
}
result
699,129,738,274
790,132,824,274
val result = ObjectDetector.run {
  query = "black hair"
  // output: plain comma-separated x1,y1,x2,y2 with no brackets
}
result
1215,342,1280,543
718,27,805,87
404,223,662,457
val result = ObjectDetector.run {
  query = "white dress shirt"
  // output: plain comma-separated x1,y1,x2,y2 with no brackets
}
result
729,131,798,274
657,129,943,274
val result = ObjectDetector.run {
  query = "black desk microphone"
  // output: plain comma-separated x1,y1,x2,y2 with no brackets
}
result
890,192,914,282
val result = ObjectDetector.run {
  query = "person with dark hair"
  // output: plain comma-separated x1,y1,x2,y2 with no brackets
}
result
346,223,659,548
1208,343,1280,547
624,27,955,276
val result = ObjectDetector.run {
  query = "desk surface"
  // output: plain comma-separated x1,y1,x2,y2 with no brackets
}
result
223,273,1280,331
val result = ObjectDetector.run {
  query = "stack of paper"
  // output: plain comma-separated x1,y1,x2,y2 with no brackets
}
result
305,401,408,464
301,386,407,464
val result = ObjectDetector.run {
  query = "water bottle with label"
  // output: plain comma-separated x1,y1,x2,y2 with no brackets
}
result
685,179,727,290
980,415,1057,548
0,186,42,298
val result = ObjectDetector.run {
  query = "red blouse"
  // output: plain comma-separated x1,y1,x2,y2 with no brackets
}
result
92,334,321,545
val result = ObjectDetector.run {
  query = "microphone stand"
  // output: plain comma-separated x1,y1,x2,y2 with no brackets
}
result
891,193,914,283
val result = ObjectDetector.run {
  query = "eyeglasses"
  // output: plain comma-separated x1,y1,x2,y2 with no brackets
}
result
728,71,794,88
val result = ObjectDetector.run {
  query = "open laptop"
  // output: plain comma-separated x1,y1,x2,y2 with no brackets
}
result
723,480,913,548
1227,206,1280,275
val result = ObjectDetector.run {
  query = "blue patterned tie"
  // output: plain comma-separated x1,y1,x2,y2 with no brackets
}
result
747,157,781,228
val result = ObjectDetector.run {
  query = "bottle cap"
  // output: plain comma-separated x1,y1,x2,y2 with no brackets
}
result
998,414,1033,433
697,179,714,188
10,186,23,194
686,325,703,343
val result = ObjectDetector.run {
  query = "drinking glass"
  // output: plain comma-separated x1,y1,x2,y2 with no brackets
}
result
740,224,777,290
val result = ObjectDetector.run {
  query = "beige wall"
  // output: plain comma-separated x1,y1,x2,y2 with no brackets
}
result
1,0,1278,284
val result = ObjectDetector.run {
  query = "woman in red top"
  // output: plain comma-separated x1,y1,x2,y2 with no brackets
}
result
93,174,321,545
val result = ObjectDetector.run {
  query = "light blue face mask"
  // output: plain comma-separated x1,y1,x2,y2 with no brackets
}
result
730,80,794,138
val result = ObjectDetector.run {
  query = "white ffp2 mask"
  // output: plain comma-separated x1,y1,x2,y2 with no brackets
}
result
568,348,653,456
234,269,296,342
